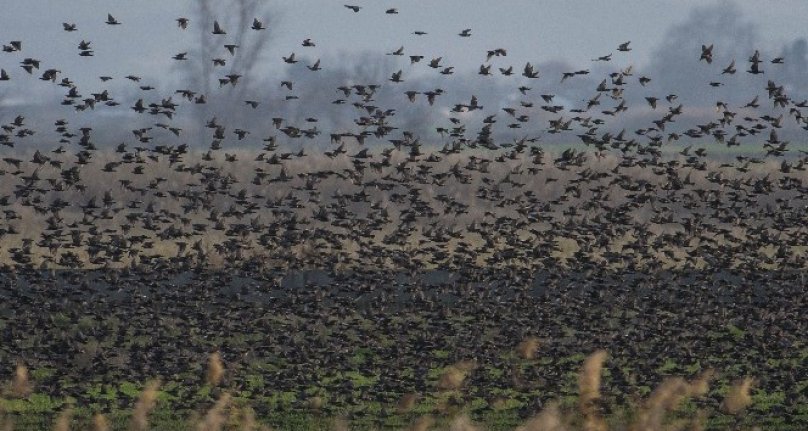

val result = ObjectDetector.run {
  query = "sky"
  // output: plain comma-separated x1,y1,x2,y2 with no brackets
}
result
1,0,808,147
2,0,807,83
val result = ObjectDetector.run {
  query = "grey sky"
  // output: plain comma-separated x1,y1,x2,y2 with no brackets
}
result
2,0,807,84
2,0,808,148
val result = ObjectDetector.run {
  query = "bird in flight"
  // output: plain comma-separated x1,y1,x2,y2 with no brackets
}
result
212,20,226,35
700,44,713,63
106,13,121,25
251,18,266,30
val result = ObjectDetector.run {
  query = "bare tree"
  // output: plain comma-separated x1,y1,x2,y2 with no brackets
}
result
175,0,278,144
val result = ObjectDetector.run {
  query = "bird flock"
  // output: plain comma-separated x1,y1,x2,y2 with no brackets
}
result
0,4,806,427
0,5,806,274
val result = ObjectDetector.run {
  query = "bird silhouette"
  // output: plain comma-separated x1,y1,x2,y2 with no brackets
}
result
105,13,121,25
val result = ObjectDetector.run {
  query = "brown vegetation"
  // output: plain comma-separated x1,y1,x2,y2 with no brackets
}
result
0,350,764,431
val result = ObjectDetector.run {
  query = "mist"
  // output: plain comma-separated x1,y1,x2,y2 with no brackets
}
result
1,2,807,151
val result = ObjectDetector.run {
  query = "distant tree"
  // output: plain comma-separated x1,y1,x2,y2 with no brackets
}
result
175,0,277,144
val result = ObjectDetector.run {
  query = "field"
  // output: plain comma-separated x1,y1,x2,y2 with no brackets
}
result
0,145,807,430
1,266,805,430
3,2,808,428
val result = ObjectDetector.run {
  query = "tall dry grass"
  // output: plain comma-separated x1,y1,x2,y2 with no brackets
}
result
92,413,110,431
516,402,566,431
51,409,72,431
720,377,755,415
195,393,231,431
207,352,225,387
438,360,477,391
129,380,161,431
10,363,31,398
2,349,763,431
578,350,607,431
516,337,541,360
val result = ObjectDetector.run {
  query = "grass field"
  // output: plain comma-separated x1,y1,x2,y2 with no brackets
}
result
0,349,795,430
0,267,805,430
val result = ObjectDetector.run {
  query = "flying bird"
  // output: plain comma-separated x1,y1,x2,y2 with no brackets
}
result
721,59,736,74
700,44,713,63
307,59,321,71
212,20,226,35
105,13,121,25
251,18,266,30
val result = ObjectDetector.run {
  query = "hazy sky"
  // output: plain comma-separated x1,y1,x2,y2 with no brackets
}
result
2,0,808,147
2,0,807,85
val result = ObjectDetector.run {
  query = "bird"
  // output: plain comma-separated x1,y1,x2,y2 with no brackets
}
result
307,59,321,71
344,5,361,12
747,50,764,74
721,59,736,74
105,13,121,25
176,17,189,29
2,41,21,52
251,18,266,30
212,20,226,35
458,28,472,37
523,62,539,78
700,44,713,63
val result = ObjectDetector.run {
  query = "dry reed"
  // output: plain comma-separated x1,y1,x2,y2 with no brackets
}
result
720,377,755,415
578,350,608,431
330,417,350,431
0,349,764,431
515,402,567,431
238,407,258,431
207,352,225,387
51,409,72,431
10,363,31,398
397,393,419,414
438,360,477,391
308,395,324,411
129,380,161,431
449,414,482,431
408,415,435,431
196,392,232,431
92,413,110,431
516,337,541,360
629,370,715,431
